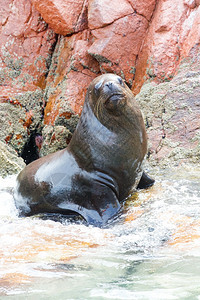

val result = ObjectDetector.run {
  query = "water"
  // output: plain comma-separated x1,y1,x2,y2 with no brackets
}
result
0,166,200,299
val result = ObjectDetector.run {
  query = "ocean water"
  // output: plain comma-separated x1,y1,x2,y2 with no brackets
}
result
0,166,200,300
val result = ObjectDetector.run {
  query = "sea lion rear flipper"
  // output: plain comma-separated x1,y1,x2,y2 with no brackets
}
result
137,171,155,190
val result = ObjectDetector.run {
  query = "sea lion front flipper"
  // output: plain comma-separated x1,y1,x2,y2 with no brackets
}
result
137,171,155,190
56,181,121,228
82,188,121,227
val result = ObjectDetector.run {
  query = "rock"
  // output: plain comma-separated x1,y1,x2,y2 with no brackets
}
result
43,32,98,121
179,4,200,57
40,125,72,156
88,0,133,29
136,48,200,167
128,0,156,21
41,31,99,150
0,0,56,160
0,0,56,92
31,0,88,35
0,90,43,155
184,0,196,9
0,0,199,169
40,0,199,167
0,141,25,178
88,14,148,85
132,0,200,94
196,0,200,6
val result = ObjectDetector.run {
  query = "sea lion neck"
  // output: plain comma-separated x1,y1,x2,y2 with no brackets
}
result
68,99,118,172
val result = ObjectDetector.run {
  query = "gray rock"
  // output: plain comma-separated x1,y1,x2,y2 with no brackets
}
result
0,141,25,178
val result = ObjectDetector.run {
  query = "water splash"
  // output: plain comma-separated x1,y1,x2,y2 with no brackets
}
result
0,167,200,299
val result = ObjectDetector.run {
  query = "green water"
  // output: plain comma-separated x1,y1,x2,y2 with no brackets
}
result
0,166,200,299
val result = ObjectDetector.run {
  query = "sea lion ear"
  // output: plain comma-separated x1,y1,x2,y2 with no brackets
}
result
137,172,155,190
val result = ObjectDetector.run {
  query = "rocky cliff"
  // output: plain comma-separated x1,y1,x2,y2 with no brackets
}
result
0,0,199,176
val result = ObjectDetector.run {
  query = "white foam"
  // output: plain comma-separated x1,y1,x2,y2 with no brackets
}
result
0,175,18,219
13,183,31,215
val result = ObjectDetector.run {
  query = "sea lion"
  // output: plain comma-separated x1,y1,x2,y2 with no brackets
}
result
14,74,154,227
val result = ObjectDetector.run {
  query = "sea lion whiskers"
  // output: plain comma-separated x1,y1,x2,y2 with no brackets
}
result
94,95,104,120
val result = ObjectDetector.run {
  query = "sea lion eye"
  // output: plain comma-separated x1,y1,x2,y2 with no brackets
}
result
117,77,124,86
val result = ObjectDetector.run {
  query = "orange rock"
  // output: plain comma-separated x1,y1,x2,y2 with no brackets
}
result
72,39,100,74
31,0,88,35
132,0,200,94
88,0,133,30
44,70,96,124
63,70,97,116
0,0,57,155
1,0,199,165
89,14,148,84
44,88,61,126
44,30,99,129
24,110,34,129
128,0,156,21
180,5,200,57
0,0,56,92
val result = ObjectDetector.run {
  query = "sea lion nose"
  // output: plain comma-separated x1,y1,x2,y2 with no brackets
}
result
104,81,122,95
105,81,114,91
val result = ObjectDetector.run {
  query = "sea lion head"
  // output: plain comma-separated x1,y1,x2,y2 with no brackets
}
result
87,73,130,117
86,74,145,133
